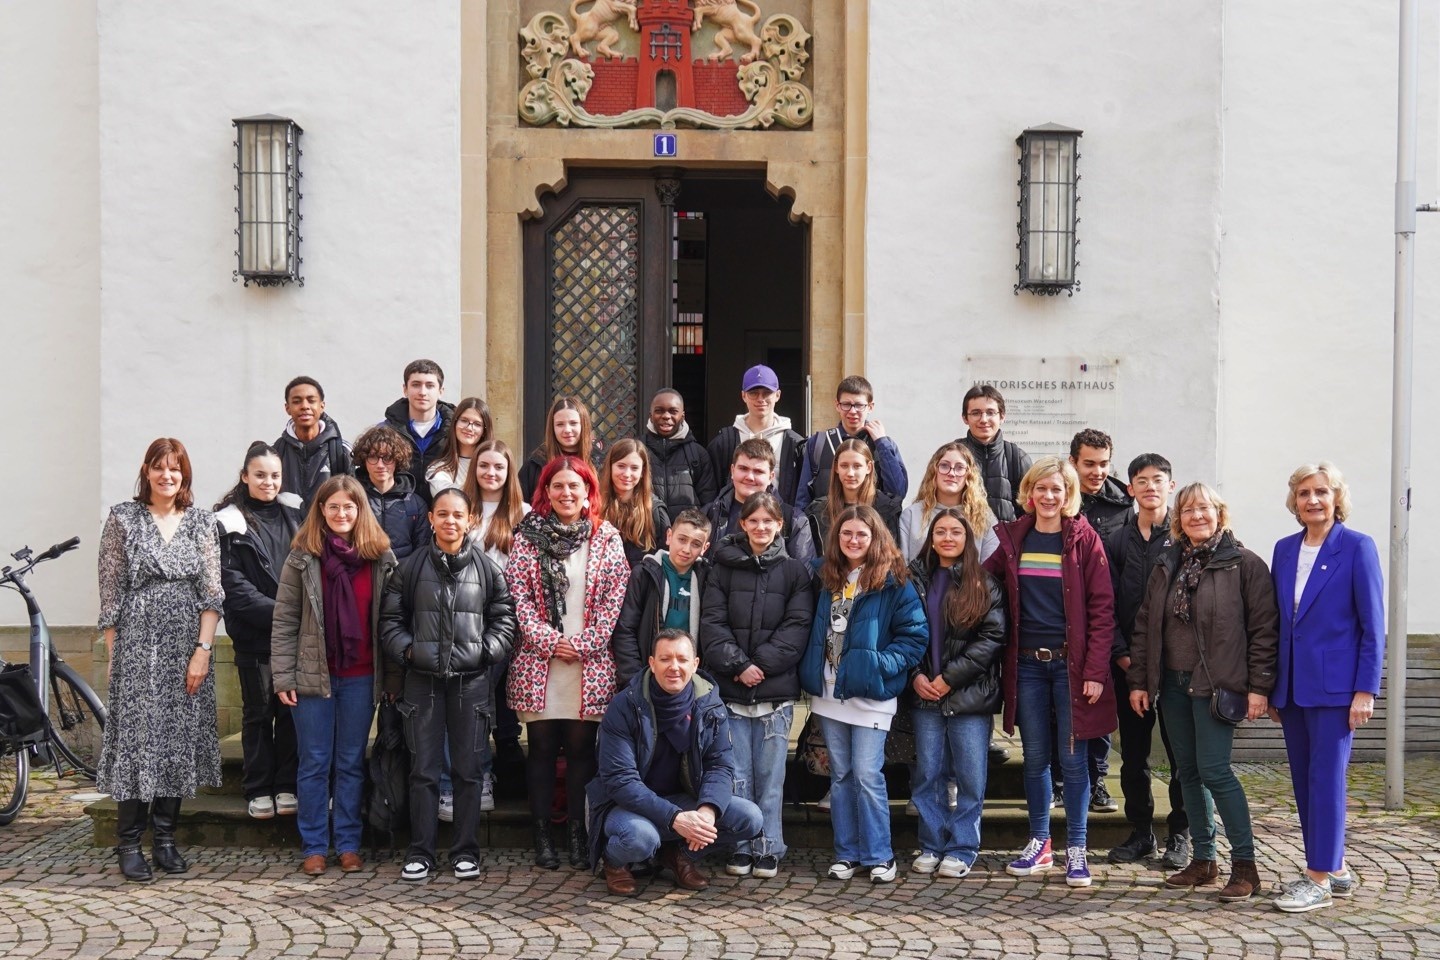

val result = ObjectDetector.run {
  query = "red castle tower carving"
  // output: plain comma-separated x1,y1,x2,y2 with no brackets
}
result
635,0,695,109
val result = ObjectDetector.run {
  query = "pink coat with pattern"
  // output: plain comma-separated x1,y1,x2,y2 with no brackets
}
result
504,519,629,718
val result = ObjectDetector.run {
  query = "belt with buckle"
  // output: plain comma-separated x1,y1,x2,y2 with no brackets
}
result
1019,645,1067,662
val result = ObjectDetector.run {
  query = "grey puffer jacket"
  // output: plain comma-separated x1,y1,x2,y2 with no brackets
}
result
270,548,400,700
380,539,517,680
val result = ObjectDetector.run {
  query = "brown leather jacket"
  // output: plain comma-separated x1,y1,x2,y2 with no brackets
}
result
1127,531,1278,700
270,548,400,699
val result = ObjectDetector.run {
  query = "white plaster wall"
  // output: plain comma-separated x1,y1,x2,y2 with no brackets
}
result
1220,3,1440,631
95,1,461,545
867,1,1224,504
0,1,101,627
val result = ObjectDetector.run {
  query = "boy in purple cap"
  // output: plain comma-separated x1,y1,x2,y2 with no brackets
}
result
706,365,804,505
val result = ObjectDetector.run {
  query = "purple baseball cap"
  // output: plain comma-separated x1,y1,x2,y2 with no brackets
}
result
741,364,780,392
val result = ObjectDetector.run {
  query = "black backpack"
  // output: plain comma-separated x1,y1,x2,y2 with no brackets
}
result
365,699,411,845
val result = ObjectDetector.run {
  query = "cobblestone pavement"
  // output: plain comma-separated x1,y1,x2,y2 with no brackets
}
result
0,762,1437,959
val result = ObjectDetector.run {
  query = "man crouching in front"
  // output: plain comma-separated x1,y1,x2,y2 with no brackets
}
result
586,628,763,895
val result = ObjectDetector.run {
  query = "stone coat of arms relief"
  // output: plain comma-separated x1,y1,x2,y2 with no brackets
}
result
518,0,813,129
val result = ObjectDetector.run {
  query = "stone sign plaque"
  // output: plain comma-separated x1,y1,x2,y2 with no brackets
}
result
964,356,1121,458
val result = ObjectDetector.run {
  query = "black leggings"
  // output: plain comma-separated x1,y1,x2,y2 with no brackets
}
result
525,719,599,823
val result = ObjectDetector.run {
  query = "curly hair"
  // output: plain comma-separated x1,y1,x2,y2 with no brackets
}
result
352,425,414,473
914,442,993,540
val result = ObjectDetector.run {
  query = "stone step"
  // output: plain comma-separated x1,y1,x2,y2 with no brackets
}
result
83,790,1154,852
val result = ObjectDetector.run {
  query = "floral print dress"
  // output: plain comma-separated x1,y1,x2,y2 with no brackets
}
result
96,501,224,801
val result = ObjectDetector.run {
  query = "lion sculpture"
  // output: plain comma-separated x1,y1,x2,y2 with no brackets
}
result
693,0,763,64
569,0,639,60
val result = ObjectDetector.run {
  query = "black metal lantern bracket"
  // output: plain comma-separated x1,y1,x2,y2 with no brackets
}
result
232,115,304,288
1014,123,1082,297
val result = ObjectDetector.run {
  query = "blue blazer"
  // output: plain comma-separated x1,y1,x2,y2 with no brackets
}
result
1270,522,1385,709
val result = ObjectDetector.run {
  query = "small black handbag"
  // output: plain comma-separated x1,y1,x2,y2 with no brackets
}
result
1192,625,1247,726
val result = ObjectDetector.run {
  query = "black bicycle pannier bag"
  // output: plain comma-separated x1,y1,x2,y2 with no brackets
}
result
0,663,47,743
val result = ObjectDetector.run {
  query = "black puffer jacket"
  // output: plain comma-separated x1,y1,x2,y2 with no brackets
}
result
1080,475,1134,542
958,431,1031,523
699,534,815,705
804,490,904,548
700,486,814,561
276,415,352,509
382,398,456,504
359,471,431,561
612,550,710,687
643,426,718,512
905,558,1007,716
380,539,517,682
216,496,304,656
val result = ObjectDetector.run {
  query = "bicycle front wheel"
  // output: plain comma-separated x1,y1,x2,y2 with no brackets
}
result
47,662,106,780
0,743,29,825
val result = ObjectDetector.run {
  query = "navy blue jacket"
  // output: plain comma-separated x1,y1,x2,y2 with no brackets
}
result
586,671,739,869
799,571,927,702
359,472,430,561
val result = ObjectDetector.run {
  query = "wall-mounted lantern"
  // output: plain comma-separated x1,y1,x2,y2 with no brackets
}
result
1015,123,1081,296
233,115,303,287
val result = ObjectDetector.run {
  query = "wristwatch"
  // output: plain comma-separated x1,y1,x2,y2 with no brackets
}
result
195,640,213,652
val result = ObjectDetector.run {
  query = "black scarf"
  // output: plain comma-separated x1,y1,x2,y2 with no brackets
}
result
1173,531,1224,623
320,533,367,672
649,675,695,754
517,511,591,630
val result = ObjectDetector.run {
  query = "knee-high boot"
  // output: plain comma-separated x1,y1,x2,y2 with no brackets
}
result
150,796,189,874
115,799,153,881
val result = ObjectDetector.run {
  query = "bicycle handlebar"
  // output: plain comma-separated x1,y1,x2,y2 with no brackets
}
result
36,537,81,562
2,536,80,582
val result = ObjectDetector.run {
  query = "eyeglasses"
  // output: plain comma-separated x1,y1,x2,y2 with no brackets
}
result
455,418,486,432
837,401,870,412
935,462,968,476
365,454,395,465
1179,505,1215,517
840,531,873,542
966,409,1000,420
1131,477,1170,490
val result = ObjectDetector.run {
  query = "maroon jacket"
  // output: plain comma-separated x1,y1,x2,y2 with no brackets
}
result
984,513,1118,741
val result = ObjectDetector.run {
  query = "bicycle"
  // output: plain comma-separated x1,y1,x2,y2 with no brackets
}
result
0,537,108,824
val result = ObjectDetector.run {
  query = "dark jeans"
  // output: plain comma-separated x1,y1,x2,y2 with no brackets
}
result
1159,669,1254,861
1113,663,1188,836
234,652,297,801
400,671,490,867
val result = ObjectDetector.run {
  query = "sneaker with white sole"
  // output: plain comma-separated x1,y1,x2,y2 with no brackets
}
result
401,859,431,882
438,794,454,823
869,859,898,884
827,859,859,880
1274,876,1331,913
274,792,298,816
911,852,940,875
725,854,754,877
247,796,275,820
1007,837,1053,876
816,790,832,812
752,855,780,879
1328,868,1356,898
452,857,480,880
480,775,495,813
1089,781,1119,813
937,856,971,879
1065,847,1092,887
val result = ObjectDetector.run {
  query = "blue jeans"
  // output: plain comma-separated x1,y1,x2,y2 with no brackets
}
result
727,704,793,859
912,709,991,864
817,716,893,865
603,793,763,865
1015,657,1090,849
1160,670,1255,861
290,674,374,858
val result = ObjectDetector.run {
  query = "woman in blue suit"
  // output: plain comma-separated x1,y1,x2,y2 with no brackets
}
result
1269,461,1384,913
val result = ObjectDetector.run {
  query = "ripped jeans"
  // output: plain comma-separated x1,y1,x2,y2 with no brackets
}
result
726,702,794,859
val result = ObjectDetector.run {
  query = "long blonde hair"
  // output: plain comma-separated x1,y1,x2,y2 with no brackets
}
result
464,439,526,557
292,475,391,559
915,441,993,540
600,438,659,551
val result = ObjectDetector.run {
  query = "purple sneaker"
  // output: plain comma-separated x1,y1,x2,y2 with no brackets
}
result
1065,847,1092,887
1006,838,1053,876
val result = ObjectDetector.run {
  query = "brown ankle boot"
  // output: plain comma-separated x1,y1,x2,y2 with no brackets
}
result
1218,858,1261,902
603,862,638,896
1164,858,1219,888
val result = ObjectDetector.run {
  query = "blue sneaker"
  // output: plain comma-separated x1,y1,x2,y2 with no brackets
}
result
1006,838,1053,876
1065,847,1092,887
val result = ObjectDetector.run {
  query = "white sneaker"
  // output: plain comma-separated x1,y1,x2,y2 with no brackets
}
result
869,859,898,884
274,792,298,816
480,774,495,813
401,859,431,882
452,856,480,880
827,859,859,880
438,794,454,823
911,852,940,874
247,796,275,820
816,789,831,812
937,856,971,879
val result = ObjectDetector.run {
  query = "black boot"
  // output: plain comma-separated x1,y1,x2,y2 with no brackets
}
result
115,799,152,882
150,796,189,874
567,820,589,869
533,819,560,869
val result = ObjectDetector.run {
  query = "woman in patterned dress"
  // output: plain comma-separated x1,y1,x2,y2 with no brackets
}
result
505,456,629,870
97,437,224,882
